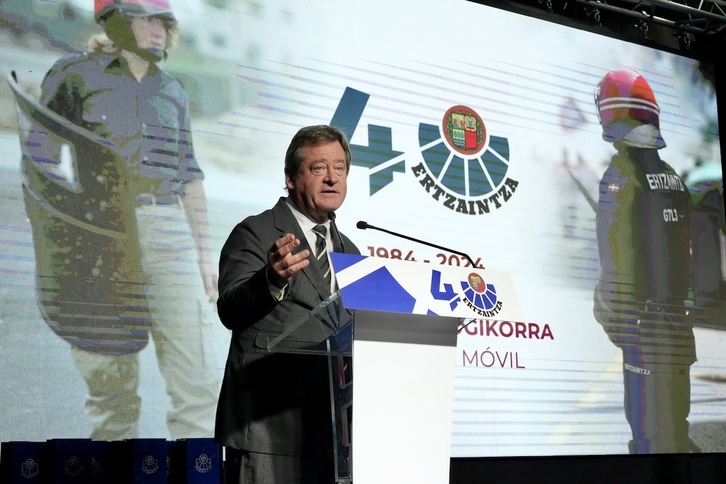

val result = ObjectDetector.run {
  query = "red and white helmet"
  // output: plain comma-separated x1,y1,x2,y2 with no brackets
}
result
93,0,175,61
94,0,175,23
594,68,666,149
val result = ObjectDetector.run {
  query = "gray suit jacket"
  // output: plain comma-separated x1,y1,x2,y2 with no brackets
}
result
215,197,359,455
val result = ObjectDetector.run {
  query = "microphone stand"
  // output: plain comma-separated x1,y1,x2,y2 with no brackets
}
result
328,211,346,253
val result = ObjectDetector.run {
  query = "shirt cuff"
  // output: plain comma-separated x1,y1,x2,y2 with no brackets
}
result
265,267,287,301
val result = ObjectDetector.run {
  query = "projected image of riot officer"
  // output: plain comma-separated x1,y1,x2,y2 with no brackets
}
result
22,0,221,440
592,68,699,453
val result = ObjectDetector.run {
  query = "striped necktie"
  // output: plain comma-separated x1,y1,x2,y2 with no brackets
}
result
312,224,331,286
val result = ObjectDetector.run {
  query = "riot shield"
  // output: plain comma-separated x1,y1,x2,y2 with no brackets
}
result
8,72,150,354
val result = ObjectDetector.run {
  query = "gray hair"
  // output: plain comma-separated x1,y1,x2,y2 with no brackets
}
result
284,125,352,182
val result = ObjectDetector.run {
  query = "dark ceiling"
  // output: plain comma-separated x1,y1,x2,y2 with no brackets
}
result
468,0,726,61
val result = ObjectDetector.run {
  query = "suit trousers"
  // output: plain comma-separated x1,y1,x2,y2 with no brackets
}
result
225,447,334,484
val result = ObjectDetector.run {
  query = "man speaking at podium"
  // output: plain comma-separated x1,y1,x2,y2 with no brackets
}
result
215,125,360,483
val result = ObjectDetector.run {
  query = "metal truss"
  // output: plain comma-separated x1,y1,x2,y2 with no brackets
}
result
575,0,726,38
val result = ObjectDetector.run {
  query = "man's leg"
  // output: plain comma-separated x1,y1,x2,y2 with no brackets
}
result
225,447,334,484
623,362,693,453
136,204,222,439
70,346,141,441
623,362,652,453
658,364,693,452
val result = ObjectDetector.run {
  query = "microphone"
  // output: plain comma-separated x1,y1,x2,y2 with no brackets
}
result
328,211,346,253
356,221,481,268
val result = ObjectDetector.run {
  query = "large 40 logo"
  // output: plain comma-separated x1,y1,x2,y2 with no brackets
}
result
329,87,519,215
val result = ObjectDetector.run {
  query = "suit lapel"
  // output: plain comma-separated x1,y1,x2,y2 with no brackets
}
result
271,198,331,300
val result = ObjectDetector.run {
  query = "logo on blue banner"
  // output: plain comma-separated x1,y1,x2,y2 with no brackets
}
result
430,269,503,317
460,272,503,317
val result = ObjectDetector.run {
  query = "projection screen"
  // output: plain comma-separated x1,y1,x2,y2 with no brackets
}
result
0,0,723,458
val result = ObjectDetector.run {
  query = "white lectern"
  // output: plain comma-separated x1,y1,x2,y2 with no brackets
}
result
266,292,458,484
267,253,524,483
